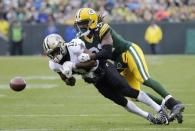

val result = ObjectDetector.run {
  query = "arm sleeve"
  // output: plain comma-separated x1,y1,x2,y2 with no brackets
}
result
49,60,62,72
93,44,112,60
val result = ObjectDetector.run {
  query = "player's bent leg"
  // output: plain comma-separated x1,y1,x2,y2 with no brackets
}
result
125,100,148,118
103,61,140,99
119,59,169,124
144,78,185,123
121,64,169,124
123,44,171,100
147,93,164,105
137,91,169,125
95,81,127,107
111,73,169,124
125,92,168,125
144,78,169,98
95,82,163,124
124,43,185,124
95,63,167,124
125,100,164,125
96,82,145,115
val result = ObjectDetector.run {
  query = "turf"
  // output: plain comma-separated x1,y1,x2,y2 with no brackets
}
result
0,55,194,131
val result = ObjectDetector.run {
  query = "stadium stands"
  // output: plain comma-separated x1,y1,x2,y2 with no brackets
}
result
0,0,195,24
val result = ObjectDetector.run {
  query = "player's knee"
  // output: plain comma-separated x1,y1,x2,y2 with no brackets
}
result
98,89,127,107
120,87,139,98
111,97,128,107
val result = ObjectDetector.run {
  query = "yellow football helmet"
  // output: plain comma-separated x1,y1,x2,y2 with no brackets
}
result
75,8,98,36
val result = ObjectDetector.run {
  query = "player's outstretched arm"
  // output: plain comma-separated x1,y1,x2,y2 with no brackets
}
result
57,72,76,86
76,60,97,69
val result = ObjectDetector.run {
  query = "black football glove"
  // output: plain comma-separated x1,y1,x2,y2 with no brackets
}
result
58,72,76,86
65,77,76,86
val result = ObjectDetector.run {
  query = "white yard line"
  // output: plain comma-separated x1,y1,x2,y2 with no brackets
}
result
24,75,81,80
0,84,58,89
0,75,83,89
0,94,6,97
25,76,58,80
26,84,58,88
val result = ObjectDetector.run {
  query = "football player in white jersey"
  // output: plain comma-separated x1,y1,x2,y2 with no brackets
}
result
43,33,169,125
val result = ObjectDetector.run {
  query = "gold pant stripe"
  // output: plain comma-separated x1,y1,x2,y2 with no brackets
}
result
129,46,149,80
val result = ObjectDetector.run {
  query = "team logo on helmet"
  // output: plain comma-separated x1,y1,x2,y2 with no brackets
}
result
88,9,95,15
43,34,67,63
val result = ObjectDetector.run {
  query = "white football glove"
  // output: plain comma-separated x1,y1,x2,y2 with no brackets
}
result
78,53,90,62
60,61,76,78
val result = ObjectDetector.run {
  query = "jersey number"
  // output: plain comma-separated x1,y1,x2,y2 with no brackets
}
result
89,44,102,53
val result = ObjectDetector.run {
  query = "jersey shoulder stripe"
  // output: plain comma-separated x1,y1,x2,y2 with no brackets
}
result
99,23,110,40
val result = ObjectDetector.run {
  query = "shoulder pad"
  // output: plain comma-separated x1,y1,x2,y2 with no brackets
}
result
98,23,110,40
67,39,85,54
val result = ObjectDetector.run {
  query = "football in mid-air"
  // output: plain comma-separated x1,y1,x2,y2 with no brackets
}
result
10,77,26,92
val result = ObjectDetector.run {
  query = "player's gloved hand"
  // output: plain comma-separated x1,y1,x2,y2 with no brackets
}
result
61,61,76,78
61,67,72,78
58,72,76,86
78,53,90,62
65,77,76,86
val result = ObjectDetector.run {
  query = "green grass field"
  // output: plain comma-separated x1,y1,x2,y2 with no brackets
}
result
0,55,195,131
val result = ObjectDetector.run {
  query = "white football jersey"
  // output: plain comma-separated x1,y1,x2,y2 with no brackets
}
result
49,38,98,76
67,38,86,64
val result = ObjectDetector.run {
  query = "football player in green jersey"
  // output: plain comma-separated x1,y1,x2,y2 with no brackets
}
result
74,8,184,123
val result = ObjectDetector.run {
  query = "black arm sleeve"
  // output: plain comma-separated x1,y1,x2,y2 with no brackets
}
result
94,44,112,60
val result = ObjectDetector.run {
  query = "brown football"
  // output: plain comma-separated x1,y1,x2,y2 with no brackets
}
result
10,77,26,92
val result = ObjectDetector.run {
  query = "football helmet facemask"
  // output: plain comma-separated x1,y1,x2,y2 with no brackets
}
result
75,8,98,37
43,34,67,63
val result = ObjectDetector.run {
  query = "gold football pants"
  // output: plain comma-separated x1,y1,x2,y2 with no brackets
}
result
120,44,150,90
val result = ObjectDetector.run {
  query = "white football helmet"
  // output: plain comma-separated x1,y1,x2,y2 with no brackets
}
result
43,34,67,63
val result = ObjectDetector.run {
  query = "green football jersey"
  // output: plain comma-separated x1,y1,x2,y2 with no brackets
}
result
79,22,132,69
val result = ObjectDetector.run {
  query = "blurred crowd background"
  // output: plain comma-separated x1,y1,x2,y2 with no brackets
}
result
0,0,195,55
0,0,195,25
